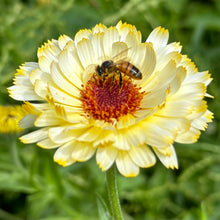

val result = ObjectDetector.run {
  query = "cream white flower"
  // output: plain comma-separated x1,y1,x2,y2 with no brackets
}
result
8,21,213,177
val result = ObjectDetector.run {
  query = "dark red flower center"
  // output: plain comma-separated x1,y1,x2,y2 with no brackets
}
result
81,74,144,122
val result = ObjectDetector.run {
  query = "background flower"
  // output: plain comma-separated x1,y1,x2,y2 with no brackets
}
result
8,21,213,177
0,105,28,133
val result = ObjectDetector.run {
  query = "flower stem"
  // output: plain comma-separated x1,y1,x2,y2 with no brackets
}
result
106,164,124,220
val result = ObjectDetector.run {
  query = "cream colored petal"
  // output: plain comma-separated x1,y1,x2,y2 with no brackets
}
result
93,130,114,147
58,34,73,50
116,21,141,43
153,144,178,169
16,62,39,77
191,109,213,131
38,56,51,73
134,108,156,121
30,69,52,99
51,61,81,98
116,114,137,129
37,138,61,149
8,85,42,101
111,41,128,61
156,42,182,70
180,56,198,75
82,64,97,85
76,38,97,69
48,84,81,107
141,121,174,148
19,128,48,144
188,100,208,121
37,39,59,58
113,125,147,150
146,26,169,51
37,40,60,73
92,23,107,34
183,71,212,86
116,151,139,177
53,141,76,167
71,141,96,162
77,126,103,142
168,66,186,96
157,99,192,117
138,43,156,83
64,111,86,124
8,63,41,101
141,88,166,108
103,27,120,58
34,110,65,127
167,42,182,53
91,32,105,63
123,30,139,51
129,43,145,64
96,146,118,171
176,126,201,143
19,114,37,128
156,51,182,72
13,62,39,88
29,68,50,85
34,79,49,99
74,29,92,45
129,144,156,168
58,44,83,89
170,82,206,101
142,59,177,91
48,125,88,144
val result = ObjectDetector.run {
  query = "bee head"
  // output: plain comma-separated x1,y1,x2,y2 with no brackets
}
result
96,65,103,77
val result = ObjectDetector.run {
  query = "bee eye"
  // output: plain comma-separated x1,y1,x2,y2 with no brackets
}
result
96,66,102,76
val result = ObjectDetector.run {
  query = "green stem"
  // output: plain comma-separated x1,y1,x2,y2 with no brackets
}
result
106,164,124,220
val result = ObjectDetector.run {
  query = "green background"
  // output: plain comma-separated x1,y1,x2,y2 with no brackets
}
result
0,0,219,219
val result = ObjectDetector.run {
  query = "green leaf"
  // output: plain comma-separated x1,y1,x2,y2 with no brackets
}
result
96,192,111,220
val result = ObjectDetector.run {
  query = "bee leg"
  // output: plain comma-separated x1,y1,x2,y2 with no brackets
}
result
110,73,115,88
102,74,107,87
119,71,123,89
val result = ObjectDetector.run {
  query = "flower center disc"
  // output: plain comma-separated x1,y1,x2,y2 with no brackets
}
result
81,74,144,122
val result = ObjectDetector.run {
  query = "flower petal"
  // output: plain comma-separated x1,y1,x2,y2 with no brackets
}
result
37,40,60,73
48,84,81,107
103,26,120,58
34,110,65,127
19,128,48,144
51,61,81,98
96,146,118,171
37,138,61,149
48,125,87,144
146,26,169,52
153,144,178,169
76,38,96,69
54,141,76,166
116,150,139,177
58,42,83,89
129,144,156,168
71,141,96,162
58,34,73,50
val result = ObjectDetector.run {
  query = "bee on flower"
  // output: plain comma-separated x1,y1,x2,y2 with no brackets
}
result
8,21,213,177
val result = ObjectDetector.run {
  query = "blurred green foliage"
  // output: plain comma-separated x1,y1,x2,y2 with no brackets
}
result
0,0,219,219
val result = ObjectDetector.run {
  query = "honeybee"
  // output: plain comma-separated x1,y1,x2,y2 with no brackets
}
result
95,49,142,88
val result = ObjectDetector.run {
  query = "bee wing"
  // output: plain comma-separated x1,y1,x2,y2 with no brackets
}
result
111,47,131,64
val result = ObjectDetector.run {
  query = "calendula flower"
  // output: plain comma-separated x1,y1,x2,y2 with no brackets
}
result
8,21,213,177
0,105,28,133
